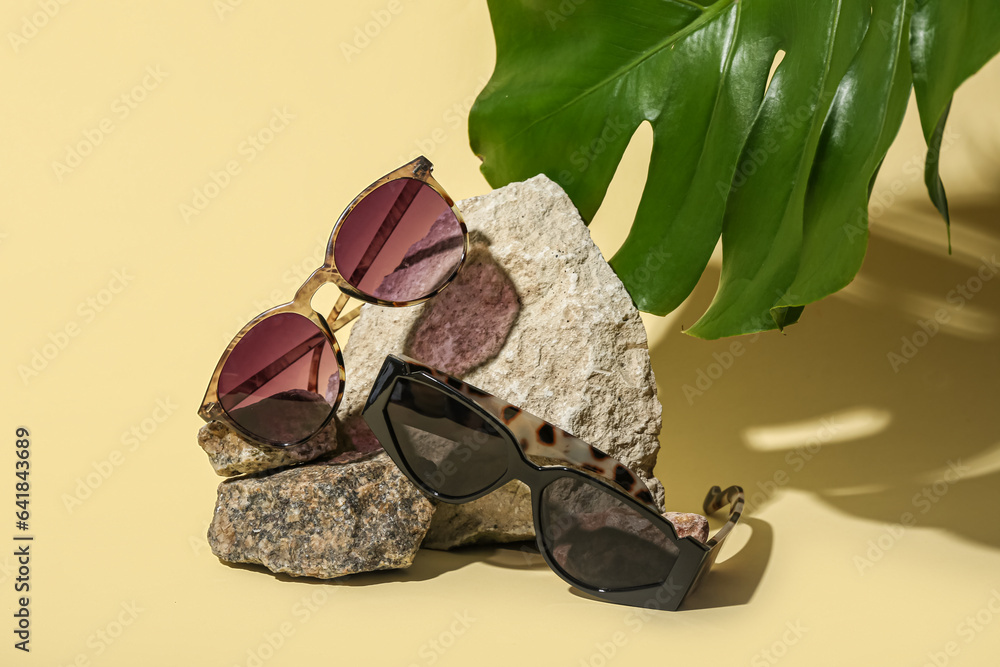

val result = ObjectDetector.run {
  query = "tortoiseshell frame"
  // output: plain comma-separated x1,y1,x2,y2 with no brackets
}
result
363,355,745,611
199,157,470,448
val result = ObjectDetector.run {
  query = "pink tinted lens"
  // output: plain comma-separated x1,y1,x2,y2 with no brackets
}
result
218,312,340,446
333,178,464,302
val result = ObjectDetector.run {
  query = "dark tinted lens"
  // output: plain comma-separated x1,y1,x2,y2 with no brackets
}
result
385,378,507,498
218,312,339,446
539,476,679,590
333,178,464,302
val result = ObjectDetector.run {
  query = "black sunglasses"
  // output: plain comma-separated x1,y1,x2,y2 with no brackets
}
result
362,354,744,610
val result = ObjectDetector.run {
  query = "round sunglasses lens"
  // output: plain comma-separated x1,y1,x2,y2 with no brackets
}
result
539,476,679,590
333,178,464,302
218,312,340,446
386,378,507,498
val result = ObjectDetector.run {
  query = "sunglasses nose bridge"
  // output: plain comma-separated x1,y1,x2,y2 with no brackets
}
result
292,266,337,306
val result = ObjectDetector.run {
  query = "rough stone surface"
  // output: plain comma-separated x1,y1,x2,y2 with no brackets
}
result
340,175,669,549
405,256,521,376
197,418,340,477
422,481,534,549
207,451,434,578
664,513,709,543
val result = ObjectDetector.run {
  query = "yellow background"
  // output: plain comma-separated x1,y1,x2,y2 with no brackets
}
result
3,1,1000,665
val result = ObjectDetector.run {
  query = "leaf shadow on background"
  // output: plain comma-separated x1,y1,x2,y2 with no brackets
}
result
649,188,1000,554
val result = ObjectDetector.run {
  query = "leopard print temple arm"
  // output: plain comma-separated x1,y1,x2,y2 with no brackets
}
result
398,356,657,510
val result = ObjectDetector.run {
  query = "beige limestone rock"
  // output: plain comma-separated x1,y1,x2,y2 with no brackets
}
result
421,481,535,549
340,175,668,549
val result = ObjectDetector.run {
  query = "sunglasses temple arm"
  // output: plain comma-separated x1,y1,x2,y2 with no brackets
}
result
702,485,745,551
307,345,323,393
324,292,351,321
471,391,658,507
330,304,361,332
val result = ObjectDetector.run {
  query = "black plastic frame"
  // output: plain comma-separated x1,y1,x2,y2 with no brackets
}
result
363,355,744,611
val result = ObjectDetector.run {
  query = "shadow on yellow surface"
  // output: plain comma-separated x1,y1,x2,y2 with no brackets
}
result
650,188,1000,557
682,518,773,610
220,525,772,611
218,542,549,586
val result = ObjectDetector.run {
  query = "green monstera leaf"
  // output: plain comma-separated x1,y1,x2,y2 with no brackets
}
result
911,0,1000,241
469,0,1000,338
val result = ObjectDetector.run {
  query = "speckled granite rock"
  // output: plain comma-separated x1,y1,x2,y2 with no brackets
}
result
197,418,339,477
340,175,668,549
207,451,434,578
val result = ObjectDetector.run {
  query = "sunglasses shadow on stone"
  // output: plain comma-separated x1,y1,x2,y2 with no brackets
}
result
363,354,745,611
199,157,469,448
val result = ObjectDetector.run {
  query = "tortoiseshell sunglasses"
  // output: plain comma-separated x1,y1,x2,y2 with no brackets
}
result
199,157,469,448
364,355,745,611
